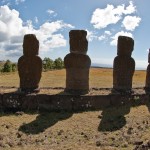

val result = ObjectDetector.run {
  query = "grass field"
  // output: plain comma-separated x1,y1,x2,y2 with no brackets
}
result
0,68,147,88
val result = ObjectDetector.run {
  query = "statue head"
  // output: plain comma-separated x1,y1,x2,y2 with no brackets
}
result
23,34,39,56
69,30,88,54
117,36,134,56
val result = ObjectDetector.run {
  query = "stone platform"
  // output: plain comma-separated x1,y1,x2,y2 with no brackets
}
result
0,87,149,112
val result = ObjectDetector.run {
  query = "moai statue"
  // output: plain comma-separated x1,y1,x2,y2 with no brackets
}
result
18,34,42,93
64,30,91,95
145,49,150,94
112,36,135,94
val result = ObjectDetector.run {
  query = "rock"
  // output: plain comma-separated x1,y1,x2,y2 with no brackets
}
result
134,140,143,145
16,132,23,138
96,141,101,147
15,111,24,116
58,130,64,136
98,115,102,119
0,134,4,140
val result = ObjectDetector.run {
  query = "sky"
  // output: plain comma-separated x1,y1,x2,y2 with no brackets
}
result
0,0,150,69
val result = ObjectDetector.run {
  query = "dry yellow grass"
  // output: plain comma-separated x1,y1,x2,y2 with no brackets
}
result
0,68,146,88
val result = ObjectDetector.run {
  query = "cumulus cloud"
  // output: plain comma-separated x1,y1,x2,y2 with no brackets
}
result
110,31,133,46
122,15,141,31
47,9,57,17
97,30,112,41
15,0,25,5
104,31,112,35
98,35,106,41
86,29,98,42
34,16,38,24
0,5,74,60
91,1,136,29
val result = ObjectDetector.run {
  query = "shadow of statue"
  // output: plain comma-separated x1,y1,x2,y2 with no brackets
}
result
98,95,150,132
19,111,73,134
98,103,130,132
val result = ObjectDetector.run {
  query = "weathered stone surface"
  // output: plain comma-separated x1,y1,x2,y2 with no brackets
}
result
18,34,42,93
0,92,149,111
69,30,88,54
117,36,134,56
0,94,2,110
113,36,135,92
21,94,38,111
3,93,25,110
37,95,72,111
64,30,91,95
110,95,130,106
145,49,150,93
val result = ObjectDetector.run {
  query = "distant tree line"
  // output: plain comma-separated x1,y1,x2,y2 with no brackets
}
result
42,57,64,71
0,57,64,73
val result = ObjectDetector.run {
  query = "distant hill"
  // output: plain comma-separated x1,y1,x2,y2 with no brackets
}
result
91,63,112,69
91,63,146,70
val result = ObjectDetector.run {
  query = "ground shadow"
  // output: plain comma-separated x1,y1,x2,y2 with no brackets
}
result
98,104,130,132
98,96,150,132
19,111,73,134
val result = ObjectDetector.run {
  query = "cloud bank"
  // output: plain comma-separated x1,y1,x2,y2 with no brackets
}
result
0,5,74,60
90,1,141,46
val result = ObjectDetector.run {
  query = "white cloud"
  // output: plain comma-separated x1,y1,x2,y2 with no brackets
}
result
86,29,98,42
34,16,38,24
98,35,106,41
110,31,133,46
47,9,55,14
0,5,74,59
122,15,141,31
91,1,136,29
47,9,57,17
15,0,25,5
97,31,112,41
91,5,122,29
104,31,112,35
124,1,136,15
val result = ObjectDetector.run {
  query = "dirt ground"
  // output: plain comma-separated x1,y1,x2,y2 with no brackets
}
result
0,103,150,150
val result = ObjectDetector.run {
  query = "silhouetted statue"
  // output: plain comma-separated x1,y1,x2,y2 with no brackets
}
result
64,30,91,95
145,49,150,94
18,34,42,93
113,36,135,94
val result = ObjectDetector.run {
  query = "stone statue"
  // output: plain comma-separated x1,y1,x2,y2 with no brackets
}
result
18,34,42,93
112,36,135,94
145,49,150,94
64,30,91,95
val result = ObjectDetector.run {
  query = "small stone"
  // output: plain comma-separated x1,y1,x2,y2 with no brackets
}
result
0,134,4,140
16,132,23,138
122,142,128,148
134,140,143,145
15,111,24,116
127,127,133,134
5,125,10,129
96,141,101,147
111,137,115,141
98,115,102,119
147,140,150,146
57,130,64,135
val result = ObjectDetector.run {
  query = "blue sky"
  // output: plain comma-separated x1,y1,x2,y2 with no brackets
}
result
0,0,150,69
